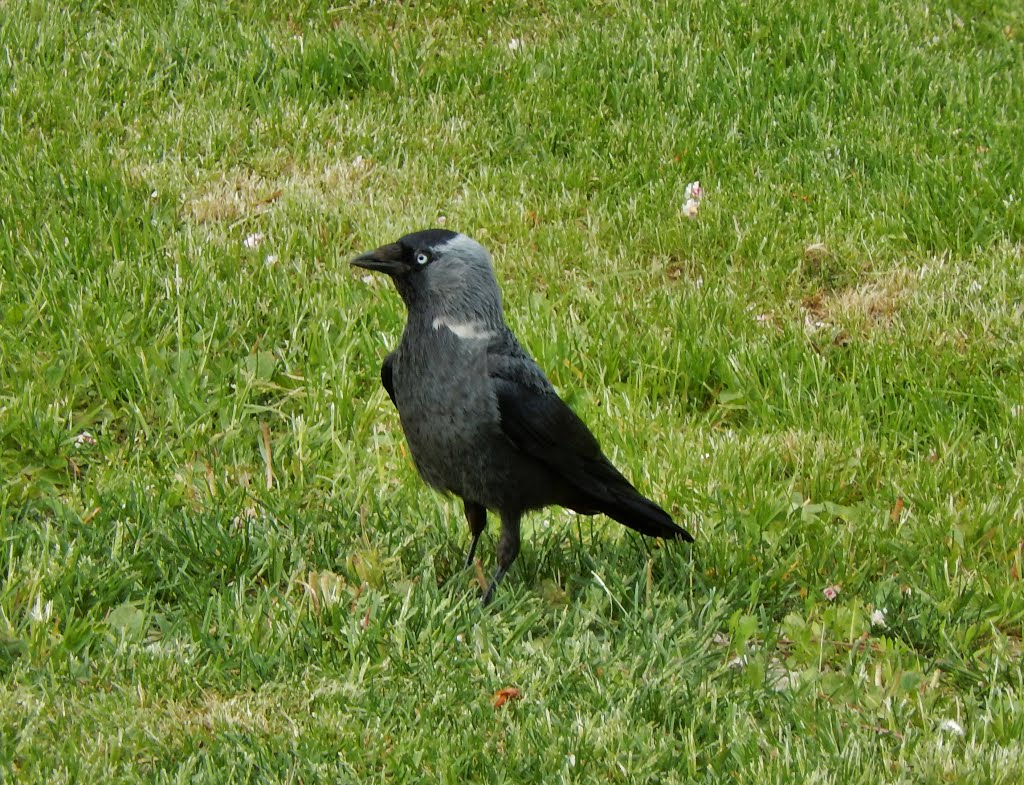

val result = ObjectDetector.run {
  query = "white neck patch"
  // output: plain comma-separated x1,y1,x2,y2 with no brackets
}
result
432,316,493,341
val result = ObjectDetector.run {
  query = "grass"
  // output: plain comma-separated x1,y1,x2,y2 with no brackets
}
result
1,0,1023,781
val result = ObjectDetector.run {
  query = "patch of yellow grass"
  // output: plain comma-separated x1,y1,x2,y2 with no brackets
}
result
801,270,914,333
183,158,376,225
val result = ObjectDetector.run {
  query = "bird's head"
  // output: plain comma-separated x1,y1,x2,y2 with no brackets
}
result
351,229,503,321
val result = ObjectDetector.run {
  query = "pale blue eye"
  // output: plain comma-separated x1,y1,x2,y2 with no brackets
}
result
416,252,429,266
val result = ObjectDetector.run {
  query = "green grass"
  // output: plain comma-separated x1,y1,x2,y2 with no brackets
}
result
2,0,1023,781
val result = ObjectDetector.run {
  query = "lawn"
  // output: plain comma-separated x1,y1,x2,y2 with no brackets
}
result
2,0,1023,782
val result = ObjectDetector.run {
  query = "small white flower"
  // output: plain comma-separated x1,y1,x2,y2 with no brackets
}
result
681,181,703,219
73,431,96,448
940,719,965,737
566,754,576,767
264,254,279,267
822,584,840,601
455,633,464,643
29,596,53,624
243,232,264,249
150,189,158,199
437,215,447,226
870,608,888,629
508,38,521,52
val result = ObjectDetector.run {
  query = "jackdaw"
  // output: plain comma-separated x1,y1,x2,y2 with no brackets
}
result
352,229,693,604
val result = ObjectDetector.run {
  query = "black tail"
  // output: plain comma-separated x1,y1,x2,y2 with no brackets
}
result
601,487,694,541
571,459,694,542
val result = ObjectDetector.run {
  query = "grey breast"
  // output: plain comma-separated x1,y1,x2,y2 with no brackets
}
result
393,318,501,500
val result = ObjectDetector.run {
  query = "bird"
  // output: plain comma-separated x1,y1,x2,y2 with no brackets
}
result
352,229,693,604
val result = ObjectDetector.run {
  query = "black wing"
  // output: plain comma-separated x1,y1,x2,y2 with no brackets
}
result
381,352,397,408
488,340,692,541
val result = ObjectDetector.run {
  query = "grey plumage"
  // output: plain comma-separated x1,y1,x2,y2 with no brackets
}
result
352,229,693,604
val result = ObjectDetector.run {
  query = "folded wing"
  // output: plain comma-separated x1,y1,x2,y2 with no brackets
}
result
488,341,692,542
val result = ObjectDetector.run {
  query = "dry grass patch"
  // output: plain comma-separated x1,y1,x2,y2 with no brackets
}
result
801,270,915,335
183,158,376,226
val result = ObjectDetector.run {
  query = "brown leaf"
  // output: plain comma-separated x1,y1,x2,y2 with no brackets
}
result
492,687,521,708
890,497,905,523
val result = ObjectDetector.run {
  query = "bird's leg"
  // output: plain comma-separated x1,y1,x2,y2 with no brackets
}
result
463,501,488,570
481,511,521,606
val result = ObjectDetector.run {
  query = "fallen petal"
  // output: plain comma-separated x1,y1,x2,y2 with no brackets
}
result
940,719,965,736
492,687,522,708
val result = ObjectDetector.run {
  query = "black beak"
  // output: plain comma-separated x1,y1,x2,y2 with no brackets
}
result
350,242,407,276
